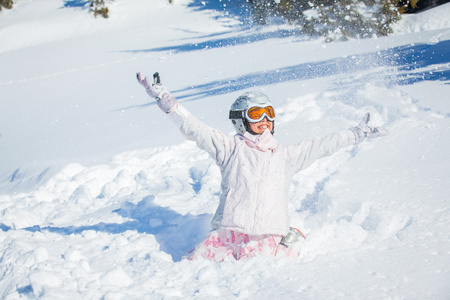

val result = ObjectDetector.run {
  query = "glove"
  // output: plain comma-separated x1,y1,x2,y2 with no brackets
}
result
350,113,387,142
136,72,178,113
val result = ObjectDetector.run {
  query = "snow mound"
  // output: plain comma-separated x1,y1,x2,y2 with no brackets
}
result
1,0,450,299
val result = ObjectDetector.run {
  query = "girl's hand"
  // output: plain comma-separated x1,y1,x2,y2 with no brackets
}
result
136,72,178,113
351,113,388,142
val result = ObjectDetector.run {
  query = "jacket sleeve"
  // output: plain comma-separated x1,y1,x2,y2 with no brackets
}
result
169,105,235,167
287,130,358,174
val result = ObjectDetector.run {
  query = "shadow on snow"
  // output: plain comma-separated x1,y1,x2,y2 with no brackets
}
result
62,0,90,9
21,196,212,262
126,28,303,54
168,39,450,101
187,0,254,25
125,38,449,106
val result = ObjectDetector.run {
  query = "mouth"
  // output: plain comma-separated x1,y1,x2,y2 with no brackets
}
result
249,120,272,134
256,124,269,132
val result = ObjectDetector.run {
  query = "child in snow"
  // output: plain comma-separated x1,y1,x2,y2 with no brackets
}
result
136,72,385,262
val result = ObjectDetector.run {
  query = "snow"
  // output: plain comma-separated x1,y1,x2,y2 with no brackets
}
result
1,0,449,298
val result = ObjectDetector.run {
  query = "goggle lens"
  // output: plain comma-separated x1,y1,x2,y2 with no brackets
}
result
246,106,275,122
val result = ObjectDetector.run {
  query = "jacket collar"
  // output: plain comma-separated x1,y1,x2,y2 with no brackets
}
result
240,129,278,152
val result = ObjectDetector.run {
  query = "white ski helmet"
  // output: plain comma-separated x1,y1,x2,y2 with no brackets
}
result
229,91,275,135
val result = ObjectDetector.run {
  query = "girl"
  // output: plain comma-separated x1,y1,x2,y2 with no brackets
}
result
136,72,384,262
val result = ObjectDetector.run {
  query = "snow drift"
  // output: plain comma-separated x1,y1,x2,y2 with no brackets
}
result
1,0,449,299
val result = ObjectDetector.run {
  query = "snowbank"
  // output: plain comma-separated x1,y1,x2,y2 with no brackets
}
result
1,0,449,299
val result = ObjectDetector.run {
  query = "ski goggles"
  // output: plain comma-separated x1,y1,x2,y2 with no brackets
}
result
229,105,275,123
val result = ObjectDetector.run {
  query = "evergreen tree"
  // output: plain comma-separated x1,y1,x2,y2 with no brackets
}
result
0,0,14,11
248,0,414,40
90,0,109,18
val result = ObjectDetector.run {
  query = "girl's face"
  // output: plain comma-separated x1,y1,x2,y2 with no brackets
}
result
249,118,273,135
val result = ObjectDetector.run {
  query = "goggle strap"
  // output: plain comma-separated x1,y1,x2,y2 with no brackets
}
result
229,110,244,119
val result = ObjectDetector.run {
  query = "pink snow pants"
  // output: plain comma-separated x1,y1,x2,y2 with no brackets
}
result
183,229,299,262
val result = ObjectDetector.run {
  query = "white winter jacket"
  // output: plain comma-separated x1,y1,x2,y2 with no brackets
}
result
170,105,358,236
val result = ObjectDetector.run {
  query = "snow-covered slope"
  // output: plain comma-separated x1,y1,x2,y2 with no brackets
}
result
1,1,449,298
